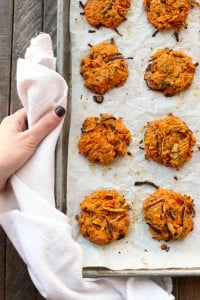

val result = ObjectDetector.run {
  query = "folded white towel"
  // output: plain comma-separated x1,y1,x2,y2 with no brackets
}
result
0,33,174,300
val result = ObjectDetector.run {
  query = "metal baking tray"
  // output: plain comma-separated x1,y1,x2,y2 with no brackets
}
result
56,0,200,277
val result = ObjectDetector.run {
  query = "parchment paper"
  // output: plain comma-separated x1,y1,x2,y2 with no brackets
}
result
67,0,200,269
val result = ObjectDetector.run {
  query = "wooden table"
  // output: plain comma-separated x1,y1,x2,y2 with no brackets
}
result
0,0,199,299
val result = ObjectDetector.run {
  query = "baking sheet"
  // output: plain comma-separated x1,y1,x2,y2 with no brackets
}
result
63,0,200,273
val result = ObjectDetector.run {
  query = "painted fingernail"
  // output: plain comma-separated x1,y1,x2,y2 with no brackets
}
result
55,106,66,117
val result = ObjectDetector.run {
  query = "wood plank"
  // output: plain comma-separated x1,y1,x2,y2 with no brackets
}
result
177,277,200,300
172,278,178,299
6,1,57,299
5,239,36,300
0,228,6,299
0,0,13,118
43,0,57,54
10,0,43,113
0,0,14,299
6,1,43,299
37,292,46,300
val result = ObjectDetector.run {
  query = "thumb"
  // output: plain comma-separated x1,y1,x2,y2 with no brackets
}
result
25,105,65,146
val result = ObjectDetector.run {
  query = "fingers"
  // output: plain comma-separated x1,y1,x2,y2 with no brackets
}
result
1,108,27,132
23,106,65,146
12,108,27,119
12,108,28,131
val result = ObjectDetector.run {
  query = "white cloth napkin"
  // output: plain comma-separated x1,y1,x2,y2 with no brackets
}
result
0,33,174,300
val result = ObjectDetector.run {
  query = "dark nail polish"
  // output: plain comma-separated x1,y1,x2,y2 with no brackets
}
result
55,106,66,117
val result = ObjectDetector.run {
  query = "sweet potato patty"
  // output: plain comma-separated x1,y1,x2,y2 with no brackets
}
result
144,113,196,169
143,0,191,31
144,48,195,96
78,113,131,164
143,188,195,241
84,0,130,29
77,189,130,245
80,42,129,95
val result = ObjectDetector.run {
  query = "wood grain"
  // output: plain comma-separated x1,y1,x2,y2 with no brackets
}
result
177,277,200,300
5,239,37,300
0,228,6,299
0,0,13,118
43,0,57,54
37,293,46,300
10,0,43,113
5,1,57,299
0,0,14,298
6,1,43,299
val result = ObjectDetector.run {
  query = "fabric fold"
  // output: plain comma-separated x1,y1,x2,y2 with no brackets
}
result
0,33,174,300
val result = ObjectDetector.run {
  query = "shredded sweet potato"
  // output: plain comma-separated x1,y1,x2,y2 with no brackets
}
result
77,189,130,245
143,188,195,241
144,113,196,169
143,0,193,32
84,0,130,29
144,48,196,96
80,42,129,95
78,113,131,164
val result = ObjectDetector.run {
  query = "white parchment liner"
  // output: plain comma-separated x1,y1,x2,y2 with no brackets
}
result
67,0,200,269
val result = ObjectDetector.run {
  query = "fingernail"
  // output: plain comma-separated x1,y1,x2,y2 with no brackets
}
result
55,106,66,117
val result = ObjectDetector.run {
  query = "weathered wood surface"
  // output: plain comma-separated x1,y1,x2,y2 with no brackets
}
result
177,277,200,300
0,0,200,299
0,0,14,299
0,227,6,299
5,239,37,300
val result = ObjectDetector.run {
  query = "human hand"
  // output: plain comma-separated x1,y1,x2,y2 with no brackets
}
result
0,106,65,191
